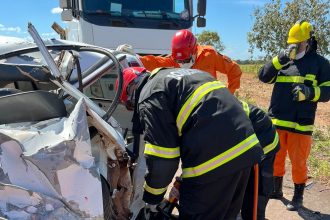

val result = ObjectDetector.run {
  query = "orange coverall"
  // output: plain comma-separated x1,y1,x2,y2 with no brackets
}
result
274,129,312,184
139,45,242,94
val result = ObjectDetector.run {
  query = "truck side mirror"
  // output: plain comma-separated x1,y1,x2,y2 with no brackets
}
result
197,0,206,17
197,17,206,27
61,9,73,21
60,0,72,9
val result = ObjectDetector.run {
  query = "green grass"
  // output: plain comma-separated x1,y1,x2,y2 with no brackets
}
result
239,64,263,75
309,128,330,185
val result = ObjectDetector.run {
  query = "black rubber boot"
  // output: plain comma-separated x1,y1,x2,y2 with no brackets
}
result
269,176,283,199
287,183,305,211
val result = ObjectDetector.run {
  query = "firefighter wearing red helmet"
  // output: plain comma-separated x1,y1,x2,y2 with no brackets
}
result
116,67,147,110
171,29,198,66
117,29,242,94
117,67,263,219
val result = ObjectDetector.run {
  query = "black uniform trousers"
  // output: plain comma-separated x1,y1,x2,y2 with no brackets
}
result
241,154,275,220
179,167,251,220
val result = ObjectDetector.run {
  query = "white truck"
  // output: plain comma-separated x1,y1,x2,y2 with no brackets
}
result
56,0,207,136
59,0,206,55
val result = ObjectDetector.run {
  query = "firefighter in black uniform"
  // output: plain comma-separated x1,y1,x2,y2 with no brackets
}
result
259,21,330,210
240,101,280,220
118,67,263,219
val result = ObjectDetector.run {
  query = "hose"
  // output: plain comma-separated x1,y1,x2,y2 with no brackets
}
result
253,164,259,220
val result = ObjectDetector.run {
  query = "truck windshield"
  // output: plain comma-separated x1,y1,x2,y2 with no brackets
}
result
82,0,192,29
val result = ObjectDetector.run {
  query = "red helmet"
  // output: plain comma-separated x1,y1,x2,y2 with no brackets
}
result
116,67,146,104
171,29,197,62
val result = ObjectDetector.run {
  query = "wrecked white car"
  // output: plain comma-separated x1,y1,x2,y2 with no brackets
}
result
0,24,147,220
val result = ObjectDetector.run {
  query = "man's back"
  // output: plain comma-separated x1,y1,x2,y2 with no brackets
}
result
117,67,263,219
138,68,263,218
138,68,262,183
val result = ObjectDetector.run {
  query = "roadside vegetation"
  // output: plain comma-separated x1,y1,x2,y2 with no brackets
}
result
238,64,330,185
238,64,263,75
310,128,330,186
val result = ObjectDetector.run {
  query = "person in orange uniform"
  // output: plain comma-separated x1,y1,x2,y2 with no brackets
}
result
117,29,242,94
258,21,330,211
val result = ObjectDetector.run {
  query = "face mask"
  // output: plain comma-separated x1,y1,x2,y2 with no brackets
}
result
287,43,306,60
178,55,195,69
295,50,306,60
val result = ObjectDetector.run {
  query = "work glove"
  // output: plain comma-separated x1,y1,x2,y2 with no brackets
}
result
145,203,158,213
292,84,314,102
168,184,180,201
116,44,136,55
136,203,159,220
277,44,297,66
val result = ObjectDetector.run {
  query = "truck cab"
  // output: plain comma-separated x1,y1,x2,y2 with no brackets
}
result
56,0,206,140
60,0,206,55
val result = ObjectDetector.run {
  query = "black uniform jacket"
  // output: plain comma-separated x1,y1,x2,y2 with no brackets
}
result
137,68,263,204
241,101,280,157
259,50,330,135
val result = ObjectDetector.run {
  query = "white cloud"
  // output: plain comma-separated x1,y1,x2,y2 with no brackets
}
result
0,24,21,33
41,32,58,38
51,7,62,14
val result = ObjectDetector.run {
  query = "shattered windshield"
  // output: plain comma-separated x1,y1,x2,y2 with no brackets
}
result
83,0,190,21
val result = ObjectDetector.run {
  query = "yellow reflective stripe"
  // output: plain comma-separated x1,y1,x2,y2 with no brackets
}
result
240,100,250,116
305,74,316,80
268,75,277,84
272,56,283,70
272,119,314,132
182,134,259,178
276,76,304,83
263,132,279,154
143,182,167,195
275,75,318,86
176,81,225,135
144,143,180,158
312,87,320,102
320,81,330,87
305,74,317,86
151,67,164,76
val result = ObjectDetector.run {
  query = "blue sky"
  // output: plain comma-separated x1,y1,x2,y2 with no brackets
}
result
0,0,270,60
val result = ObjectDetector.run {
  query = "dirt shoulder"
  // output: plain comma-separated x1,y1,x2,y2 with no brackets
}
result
266,160,330,220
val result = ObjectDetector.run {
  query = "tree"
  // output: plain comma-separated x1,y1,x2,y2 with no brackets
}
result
196,30,225,52
248,0,330,58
